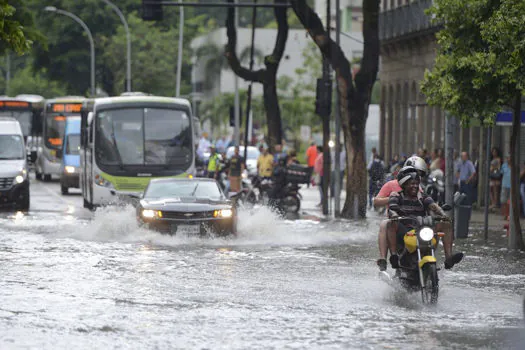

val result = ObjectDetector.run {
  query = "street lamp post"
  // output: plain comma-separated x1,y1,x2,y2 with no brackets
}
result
101,0,131,92
44,6,95,97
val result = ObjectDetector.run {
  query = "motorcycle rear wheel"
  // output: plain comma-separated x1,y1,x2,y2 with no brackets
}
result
421,263,439,304
283,195,300,213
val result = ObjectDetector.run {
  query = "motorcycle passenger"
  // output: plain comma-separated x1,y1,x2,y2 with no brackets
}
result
378,166,463,271
207,145,220,179
374,156,428,270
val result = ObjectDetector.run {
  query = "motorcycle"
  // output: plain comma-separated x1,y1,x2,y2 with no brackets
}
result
381,214,450,304
245,176,273,207
425,169,445,205
278,183,302,214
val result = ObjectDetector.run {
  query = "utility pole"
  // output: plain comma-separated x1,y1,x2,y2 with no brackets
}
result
5,54,10,95
444,112,457,215
233,0,240,145
175,0,184,96
244,0,257,162
333,0,341,216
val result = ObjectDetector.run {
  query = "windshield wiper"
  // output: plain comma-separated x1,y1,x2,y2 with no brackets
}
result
190,183,199,197
110,122,124,169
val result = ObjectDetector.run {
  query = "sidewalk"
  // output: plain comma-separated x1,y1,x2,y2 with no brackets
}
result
299,185,523,233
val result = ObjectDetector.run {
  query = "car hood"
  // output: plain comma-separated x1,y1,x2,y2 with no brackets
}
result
0,159,26,177
140,197,232,211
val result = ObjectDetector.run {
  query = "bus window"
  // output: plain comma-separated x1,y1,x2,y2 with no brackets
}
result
0,111,32,136
45,115,67,149
65,134,80,155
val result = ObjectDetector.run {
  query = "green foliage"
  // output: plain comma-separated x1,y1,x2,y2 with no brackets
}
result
7,65,66,97
421,0,525,126
0,0,42,55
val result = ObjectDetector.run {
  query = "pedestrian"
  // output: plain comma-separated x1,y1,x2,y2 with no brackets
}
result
207,145,220,179
216,136,228,154
197,132,211,159
228,146,245,194
369,147,377,165
500,155,511,219
314,146,324,207
257,146,274,179
455,151,477,205
489,147,502,209
306,142,318,188
429,149,441,172
368,153,385,208
330,144,346,197
437,148,446,173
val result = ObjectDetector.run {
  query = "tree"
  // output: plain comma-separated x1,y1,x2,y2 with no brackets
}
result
224,0,289,150
0,0,40,55
7,65,66,97
421,0,525,250
290,0,380,218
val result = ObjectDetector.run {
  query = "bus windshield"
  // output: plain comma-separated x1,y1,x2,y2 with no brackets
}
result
66,134,80,155
0,135,25,160
45,114,67,149
0,111,32,136
95,107,192,167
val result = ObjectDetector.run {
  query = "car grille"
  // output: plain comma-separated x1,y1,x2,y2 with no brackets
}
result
0,177,14,190
160,211,215,220
114,180,144,191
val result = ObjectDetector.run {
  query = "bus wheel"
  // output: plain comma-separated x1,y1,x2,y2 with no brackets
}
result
43,174,51,182
61,184,68,195
35,172,42,180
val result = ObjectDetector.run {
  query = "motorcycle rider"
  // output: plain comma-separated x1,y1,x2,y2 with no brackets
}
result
268,155,288,210
374,156,428,270
207,145,220,179
377,166,464,271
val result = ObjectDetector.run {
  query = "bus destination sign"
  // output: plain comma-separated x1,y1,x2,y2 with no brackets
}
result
51,103,82,113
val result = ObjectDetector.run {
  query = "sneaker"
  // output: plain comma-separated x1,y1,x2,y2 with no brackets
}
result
389,254,400,269
444,252,464,269
377,259,387,271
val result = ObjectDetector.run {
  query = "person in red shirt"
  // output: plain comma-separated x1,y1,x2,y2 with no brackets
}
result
306,142,318,188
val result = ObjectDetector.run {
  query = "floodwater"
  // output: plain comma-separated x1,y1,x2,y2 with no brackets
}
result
0,180,523,349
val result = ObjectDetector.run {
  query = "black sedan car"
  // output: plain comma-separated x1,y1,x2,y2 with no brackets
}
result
137,178,237,236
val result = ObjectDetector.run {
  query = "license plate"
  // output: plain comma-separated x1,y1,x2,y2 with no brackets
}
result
175,224,200,235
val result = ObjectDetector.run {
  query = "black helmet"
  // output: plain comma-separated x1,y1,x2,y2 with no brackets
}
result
397,166,420,187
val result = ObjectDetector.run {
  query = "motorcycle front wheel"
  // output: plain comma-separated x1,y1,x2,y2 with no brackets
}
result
283,195,300,213
421,263,439,304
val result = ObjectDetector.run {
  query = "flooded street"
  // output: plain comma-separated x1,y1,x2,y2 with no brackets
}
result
0,179,523,349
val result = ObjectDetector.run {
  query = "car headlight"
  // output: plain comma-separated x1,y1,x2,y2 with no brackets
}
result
141,209,162,219
65,166,76,174
214,209,233,218
419,227,434,241
14,169,27,184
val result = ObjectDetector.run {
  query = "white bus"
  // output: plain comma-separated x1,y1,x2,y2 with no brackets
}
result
36,96,85,181
79,95,196,209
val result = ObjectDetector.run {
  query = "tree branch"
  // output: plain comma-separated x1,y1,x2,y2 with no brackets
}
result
225,0,265,83
268,0,289,67
289,0,355,98
354,0,380,94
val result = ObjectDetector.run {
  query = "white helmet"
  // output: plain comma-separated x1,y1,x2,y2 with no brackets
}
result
404,156,427,177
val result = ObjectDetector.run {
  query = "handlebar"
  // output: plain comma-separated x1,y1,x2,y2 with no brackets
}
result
389,215,451,226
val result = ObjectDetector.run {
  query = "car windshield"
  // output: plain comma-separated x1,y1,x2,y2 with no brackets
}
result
95,107,192,167
44,114,66,149
0,111,32,136
66,134,80,155
145,181,222,200
226,147,259,159
0,135,25,160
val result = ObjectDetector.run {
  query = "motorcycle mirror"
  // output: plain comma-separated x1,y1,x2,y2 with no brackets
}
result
441,204,452,211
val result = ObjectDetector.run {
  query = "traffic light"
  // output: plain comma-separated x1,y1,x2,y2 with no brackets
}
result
315,78,332,117
229,105,242,127
142,0,163,21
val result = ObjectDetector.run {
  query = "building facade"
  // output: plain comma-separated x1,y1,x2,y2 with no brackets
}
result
377,0,513,164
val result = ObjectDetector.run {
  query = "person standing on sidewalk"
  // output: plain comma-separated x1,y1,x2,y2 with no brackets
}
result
314,146,324,207
306,142,318,188
500,155,511,219
455,151,477,205
228,146,245,194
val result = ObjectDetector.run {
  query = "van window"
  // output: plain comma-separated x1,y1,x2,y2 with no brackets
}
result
0,135,25,160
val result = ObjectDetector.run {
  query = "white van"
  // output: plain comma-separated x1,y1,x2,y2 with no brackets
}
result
0,117,30,210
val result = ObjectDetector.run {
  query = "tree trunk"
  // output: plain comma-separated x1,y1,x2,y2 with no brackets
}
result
290,0,379,218
341,95,368,218
224,0,288,151
262,72,282,149
509,93,525,250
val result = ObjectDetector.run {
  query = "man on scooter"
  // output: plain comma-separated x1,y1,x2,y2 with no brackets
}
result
374,156,427,271
377,166,463,271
